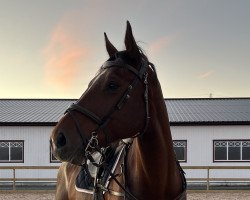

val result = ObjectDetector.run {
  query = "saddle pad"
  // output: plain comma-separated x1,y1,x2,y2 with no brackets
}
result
75,152,102,192
75,144,123,193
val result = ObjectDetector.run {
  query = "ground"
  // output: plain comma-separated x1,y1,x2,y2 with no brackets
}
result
0,191,250,200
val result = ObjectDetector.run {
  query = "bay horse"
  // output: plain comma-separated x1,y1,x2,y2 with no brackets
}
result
50,21,186,200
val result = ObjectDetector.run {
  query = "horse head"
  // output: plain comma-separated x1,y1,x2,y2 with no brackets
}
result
50,21,154,165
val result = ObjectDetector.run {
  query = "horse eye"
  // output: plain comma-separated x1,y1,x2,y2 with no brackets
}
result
107,81,119,91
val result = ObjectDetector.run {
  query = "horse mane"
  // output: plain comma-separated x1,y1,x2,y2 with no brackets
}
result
138,46,157,75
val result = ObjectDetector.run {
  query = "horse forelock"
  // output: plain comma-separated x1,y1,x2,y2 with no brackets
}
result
105,46,156,76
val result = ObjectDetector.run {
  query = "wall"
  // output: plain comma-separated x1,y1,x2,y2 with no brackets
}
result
1,125,250,181
0,126,60,179
171,125,250,179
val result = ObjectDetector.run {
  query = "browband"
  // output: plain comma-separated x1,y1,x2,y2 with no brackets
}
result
101,57,147,80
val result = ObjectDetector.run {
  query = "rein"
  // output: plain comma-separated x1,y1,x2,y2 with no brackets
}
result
64,55,151,200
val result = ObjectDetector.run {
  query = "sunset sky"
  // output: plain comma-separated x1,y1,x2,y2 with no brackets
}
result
0,0,249,99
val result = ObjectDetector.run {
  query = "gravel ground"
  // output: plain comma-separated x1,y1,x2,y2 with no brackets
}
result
0,192,55,200
188,192,250,200
0,192,250,199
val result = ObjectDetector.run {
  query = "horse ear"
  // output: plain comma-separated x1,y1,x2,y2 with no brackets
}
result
124,21,140,60
104,32,118,57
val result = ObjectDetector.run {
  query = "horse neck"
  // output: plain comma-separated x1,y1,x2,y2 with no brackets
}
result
126,81,183,197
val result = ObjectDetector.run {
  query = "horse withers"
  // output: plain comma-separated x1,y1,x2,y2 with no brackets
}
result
50,21,186,200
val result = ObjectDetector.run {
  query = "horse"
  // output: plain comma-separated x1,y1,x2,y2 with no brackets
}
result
50,21,186,200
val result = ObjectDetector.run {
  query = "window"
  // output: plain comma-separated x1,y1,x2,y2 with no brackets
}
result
50,144,60,163
0,141,24,163
173,140,187,162
214,140,250,162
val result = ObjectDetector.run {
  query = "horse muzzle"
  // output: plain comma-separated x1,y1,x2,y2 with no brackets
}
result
50,135,86,165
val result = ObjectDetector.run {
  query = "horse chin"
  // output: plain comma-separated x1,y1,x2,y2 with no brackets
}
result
66,156,86,166
53,148,86,166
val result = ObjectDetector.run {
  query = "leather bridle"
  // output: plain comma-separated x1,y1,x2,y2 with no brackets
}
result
64,54,152,199
65,54,150,151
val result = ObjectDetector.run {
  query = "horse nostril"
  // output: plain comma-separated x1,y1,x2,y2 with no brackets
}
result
56,132,67,148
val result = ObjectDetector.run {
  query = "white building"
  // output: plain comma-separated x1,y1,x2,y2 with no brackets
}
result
0,98,250,184
0,99,74,181
167,98,250,183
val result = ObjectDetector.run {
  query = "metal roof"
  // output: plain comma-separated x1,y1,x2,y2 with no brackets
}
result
0,98,250,126
0,99,76,125
166,98,250,125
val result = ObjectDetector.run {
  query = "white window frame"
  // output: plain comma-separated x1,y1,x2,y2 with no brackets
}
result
214,140,250,162
0,140,24,163
173,140,187,162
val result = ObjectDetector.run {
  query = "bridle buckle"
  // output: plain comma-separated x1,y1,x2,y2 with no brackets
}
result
85,132,99,155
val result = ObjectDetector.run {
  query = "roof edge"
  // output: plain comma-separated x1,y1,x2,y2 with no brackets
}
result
0,98,77,101
165,97,250,100
170,121,250,126
0,122,57,126
1,122,250,127
1,97,250,101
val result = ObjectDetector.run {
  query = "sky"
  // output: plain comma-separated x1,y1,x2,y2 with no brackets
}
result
0,0,249,99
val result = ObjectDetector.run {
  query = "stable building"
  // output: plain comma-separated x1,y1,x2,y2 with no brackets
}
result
167,98,250,183
0,98,250,183
168,98,250,164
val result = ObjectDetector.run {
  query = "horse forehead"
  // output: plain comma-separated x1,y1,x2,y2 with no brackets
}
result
92,67,127,84
85,69,113,94
88,69,107,87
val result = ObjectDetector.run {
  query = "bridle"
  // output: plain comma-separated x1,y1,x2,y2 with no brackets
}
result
64,53,152,199
65,53,151,150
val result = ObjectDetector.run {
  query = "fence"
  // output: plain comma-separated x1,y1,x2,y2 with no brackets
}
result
0,166,250,191
0,166,59,190
182,166,250,190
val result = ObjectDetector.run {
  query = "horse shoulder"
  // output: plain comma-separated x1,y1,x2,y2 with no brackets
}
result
55,162,69,200
55,163,94,200
55,162,80,200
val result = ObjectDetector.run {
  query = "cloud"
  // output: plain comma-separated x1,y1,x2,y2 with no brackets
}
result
198,70,215,79
149,36,171,55
43,23,87,89
148,34,177,55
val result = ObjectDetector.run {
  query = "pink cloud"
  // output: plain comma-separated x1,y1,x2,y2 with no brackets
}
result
148,34,177,55
43,24,87,89
198,70,215,79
